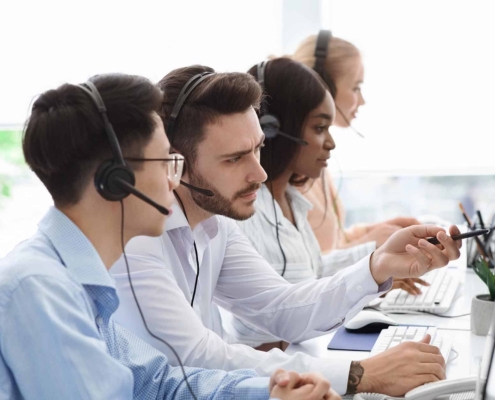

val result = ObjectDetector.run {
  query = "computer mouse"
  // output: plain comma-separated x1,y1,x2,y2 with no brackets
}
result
344,310,398,333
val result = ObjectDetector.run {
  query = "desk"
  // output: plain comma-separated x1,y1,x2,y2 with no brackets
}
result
286,248,491,380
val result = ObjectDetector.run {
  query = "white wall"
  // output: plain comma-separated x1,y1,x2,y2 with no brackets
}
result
314,0,495,175
0,0,283,125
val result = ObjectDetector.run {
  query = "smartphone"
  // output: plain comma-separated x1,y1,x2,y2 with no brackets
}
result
426,228,489,245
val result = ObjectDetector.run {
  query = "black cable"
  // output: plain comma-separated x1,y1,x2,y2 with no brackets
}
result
173,192,200,308
119,200,197,400
270,181,287,277
267,144,287,277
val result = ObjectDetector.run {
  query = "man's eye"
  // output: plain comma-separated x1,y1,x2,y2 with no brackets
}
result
227,156,241,164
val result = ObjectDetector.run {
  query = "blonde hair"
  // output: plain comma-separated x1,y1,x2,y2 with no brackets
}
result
292,34,360,92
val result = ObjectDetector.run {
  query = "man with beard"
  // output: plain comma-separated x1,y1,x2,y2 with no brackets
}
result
110,65,460,397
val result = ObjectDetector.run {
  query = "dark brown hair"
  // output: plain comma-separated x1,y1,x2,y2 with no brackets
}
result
23,74,163,206
248,57,328,185
157,65,262,168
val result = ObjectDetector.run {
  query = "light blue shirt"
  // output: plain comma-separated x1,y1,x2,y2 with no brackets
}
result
0,207,269,400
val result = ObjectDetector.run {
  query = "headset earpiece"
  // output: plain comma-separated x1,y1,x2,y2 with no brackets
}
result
259,114,280,139
94,160,135,201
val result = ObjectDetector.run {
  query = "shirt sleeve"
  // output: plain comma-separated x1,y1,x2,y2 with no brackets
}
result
213,222,393,345
319,241,376,278
0,274,274,400
111,237,357,395
0,275,135,400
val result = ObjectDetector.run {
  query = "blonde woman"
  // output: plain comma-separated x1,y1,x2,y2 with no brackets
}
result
293,31,424,294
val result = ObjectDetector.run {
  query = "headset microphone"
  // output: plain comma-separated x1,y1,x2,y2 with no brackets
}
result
259,114,308,146
166,71,216,198
114,178,169,215
179,180,214,197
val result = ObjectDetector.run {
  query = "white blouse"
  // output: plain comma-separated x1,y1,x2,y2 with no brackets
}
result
224,184,375,347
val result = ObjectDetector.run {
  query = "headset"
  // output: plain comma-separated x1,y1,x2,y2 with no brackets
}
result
313,29,364,139
77,80,198,399
77,81,170,215
257,61,309,147
166,71,215,198
255,60,309,277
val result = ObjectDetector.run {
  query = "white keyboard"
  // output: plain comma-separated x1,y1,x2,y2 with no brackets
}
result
380,268,459,313
370,325,452,361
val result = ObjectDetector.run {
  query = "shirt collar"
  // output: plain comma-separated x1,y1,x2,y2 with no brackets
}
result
164,201,219,240
286,185,314,214
38,207,115,289
256,184,313,226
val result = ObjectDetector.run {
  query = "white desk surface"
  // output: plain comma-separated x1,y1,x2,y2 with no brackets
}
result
286,247,491,379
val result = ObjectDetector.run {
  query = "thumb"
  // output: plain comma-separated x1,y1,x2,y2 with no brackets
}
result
420,334,432,344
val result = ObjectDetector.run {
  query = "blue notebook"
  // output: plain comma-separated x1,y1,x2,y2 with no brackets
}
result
328,324,432,351
327,327,380,351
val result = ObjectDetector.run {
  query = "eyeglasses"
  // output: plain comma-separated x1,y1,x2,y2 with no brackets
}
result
125,153,185,185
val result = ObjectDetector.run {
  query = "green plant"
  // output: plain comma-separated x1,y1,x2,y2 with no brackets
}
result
473,257,495,301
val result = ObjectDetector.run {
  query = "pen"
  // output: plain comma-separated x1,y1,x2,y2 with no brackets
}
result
426,229,489,245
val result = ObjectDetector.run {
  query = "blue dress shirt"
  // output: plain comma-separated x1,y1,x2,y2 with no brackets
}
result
0,207,269,400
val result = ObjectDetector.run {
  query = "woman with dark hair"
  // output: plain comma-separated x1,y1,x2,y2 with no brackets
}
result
224,57,384,351
292,32,421,255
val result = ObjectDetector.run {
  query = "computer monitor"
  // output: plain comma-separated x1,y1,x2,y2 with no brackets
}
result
482,308,495,399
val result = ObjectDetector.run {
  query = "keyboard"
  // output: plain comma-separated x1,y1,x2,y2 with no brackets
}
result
369,325,452,361
380,268,459,313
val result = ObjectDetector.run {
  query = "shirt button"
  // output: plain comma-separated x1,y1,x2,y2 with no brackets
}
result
96,317,103,325
357,285,363,292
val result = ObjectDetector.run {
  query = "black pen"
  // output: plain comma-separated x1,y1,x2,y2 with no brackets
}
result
426,229,489,245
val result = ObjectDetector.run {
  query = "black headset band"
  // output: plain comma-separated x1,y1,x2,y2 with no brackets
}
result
313,29,332,78
257,61,269,115
77,81,126,167
167,71,215,143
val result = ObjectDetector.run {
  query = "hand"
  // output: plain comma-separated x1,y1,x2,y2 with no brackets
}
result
346,335,445,396
269,369,340,400
392,277,429,295
363,224,403,247
385,216,421,228
370,225,461,285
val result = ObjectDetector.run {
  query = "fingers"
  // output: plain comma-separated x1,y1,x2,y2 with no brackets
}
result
409,224,446,239
406,242,447,275
395,278,422,295
416,363,446,380
269,369,291,390
449,225,462,249
419,334,432,345
418,352,446,369
299,373,330,399
412,277,429,286
436,229,461,260
416,373,443,385
324,388,342,400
